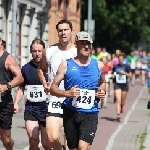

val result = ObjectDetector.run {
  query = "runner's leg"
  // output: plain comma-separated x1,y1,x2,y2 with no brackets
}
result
121,91,128,113
40,125,50,150
0,129,14,150
25,120,40,150
142,70,146,85
0,104,14,150
103,83,109,108
46,116,63,150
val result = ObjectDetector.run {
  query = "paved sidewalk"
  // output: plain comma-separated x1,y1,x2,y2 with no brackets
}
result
28,82,150,150
90,82,145,150
0,82,149,150
106,85,150,150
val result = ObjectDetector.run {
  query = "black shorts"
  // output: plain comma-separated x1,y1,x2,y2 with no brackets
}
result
114,83,129,92
24,110,46,127
63,106,98,149
46,112,63,118
0,104,14,130
131,69,135,74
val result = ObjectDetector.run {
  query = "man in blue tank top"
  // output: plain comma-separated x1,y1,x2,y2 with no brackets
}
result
50,32,106,150
14,39,50,150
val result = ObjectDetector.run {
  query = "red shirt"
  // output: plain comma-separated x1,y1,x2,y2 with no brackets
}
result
104,63,111,74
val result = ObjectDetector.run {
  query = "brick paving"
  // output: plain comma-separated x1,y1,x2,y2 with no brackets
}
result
110,85,149,150
91,82,144,150
39,82,147,150
0,82,147,150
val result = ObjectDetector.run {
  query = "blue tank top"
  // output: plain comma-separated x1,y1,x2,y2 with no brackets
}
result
113,64,131,85
64,58,101,114
21,60,48,114
146,66,150,80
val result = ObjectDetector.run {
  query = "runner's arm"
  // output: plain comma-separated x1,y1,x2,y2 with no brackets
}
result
14,86,25,104
38,48,48,87
126,65,132,78
6,54,24,88
50,61,69,97
98,61,106,93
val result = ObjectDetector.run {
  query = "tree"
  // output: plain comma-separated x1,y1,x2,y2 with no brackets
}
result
81,0,150,53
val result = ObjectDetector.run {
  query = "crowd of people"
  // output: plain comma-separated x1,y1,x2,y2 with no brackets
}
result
0,19,150,150
91,47,150,121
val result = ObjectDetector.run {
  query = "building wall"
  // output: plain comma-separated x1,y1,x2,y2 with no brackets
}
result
0,0,81,66
0,0,50,66
48,0,81,45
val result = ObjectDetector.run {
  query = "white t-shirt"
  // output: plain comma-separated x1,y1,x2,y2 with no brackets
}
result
46,45,77,114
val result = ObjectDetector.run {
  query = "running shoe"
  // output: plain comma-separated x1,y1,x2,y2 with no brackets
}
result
117,114,121,122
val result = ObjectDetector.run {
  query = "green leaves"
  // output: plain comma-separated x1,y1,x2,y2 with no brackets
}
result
81,0,150,53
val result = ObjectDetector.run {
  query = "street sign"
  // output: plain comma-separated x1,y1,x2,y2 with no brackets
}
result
84,19,95,40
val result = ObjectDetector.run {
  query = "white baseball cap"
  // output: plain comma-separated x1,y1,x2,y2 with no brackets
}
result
75,31,93,43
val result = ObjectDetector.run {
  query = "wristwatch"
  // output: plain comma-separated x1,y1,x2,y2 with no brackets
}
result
6,83,11,90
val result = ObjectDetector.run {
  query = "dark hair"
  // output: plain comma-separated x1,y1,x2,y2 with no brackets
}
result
96,46,101,49
30,38,45,52
1,40,6,49
121,52,126,57
56,19,73,31
118,53,124,58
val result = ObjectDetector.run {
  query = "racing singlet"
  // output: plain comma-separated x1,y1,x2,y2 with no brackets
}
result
113,57,119,66
64,58,101,114
146,66,150,87
128,56,138,69
113,64,131,85
21,60,48,114
46,45,77,114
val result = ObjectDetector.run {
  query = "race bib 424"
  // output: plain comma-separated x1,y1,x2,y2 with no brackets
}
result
72,89,95,109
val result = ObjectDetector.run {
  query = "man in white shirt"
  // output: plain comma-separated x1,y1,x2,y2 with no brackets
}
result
38,19,76,150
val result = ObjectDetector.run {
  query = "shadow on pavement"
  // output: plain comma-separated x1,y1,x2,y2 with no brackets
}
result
100,116,118,122
17,126,26,129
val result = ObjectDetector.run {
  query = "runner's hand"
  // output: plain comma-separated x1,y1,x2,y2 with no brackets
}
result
44,82,50,93
67,85,80,98
14,103,19,114
0,84,7,92
95,88,106,100
120,70,127,75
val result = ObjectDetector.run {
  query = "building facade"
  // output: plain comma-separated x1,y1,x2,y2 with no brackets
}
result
49,0,81,45
0,0,81,66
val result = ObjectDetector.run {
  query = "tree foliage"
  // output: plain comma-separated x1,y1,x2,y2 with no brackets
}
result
81,0,150,53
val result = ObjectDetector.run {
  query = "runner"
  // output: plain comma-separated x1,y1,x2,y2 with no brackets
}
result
91,47,98,60
14,39,50,150
0,38,24,150
50,31,106,150
135,57,142,82
112,54,132,122
112,49,121,103
112,49,120,67
97,46,105,60
92,46,105,60
101,57,111,108
38,19,76,150
102,47,109,57
141,51,148,85
106,54,113,97
128,51,138,86
146,61,150,95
